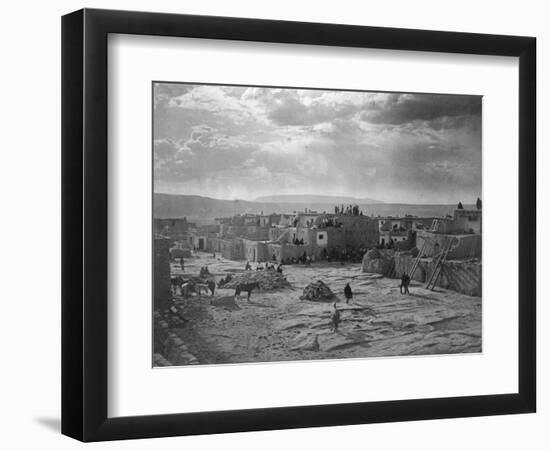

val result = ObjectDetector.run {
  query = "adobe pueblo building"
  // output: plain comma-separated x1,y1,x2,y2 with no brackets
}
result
154,200,482,297
363,202,482,296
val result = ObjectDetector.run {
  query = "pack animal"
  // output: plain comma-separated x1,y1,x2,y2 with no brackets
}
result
194,279,216,297
170,276,184,295
234,281,260,301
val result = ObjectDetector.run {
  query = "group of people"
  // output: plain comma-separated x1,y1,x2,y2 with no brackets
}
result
282,252,313,265
318,216,340,228
244,261,284,273
334,204,363,216
321,247,365,263
199,266,211,277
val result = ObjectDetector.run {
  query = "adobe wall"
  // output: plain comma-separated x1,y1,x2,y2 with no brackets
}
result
363,250,481,297
267,242,316,262
242,239,269,262
269,227,289,242
416,231,481,259
214,238,245,260
153,218,189,240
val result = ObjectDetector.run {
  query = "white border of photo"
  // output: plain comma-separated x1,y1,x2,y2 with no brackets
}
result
107,34,518,418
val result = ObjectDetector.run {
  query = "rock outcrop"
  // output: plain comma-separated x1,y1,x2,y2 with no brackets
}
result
362,249,394,276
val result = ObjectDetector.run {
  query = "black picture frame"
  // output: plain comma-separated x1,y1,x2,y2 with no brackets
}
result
62,8,536,442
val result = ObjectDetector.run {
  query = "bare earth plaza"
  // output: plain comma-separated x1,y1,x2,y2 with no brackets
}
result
152,83,482,367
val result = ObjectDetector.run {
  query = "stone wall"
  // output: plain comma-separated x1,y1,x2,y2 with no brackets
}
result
153,315,199,366
438,260,482,296
362,250,481,297
154,237,172,311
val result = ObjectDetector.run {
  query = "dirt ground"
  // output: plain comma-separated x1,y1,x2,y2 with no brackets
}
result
167,252,482,365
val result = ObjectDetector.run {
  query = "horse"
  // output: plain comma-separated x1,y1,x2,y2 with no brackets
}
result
208,279,216,296
234,281,260,301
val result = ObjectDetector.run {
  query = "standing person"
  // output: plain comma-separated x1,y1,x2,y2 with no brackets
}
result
330,302,341,332
400,272,407,294
404,273,411,295
400,272,411,295
180,257,184,272
344,283,353,303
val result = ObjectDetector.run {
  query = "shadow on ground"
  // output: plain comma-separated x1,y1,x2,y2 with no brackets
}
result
35,417,60,433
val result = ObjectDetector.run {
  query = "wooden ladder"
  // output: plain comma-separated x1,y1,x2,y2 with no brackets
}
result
408,240,426,279
425,239,454,290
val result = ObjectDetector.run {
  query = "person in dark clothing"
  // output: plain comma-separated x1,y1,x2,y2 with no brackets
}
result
399,272,407,295
344,283,353,303
180,257,184,272
400,272,410,294
404,274,411,294
330,302,341,332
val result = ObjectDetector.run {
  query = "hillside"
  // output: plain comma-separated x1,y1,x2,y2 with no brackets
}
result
254,194,382,204
154,193,464,223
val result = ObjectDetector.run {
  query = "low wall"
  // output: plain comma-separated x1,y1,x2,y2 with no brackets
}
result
363,251,481,297
170,247,192,259
153,316,199,366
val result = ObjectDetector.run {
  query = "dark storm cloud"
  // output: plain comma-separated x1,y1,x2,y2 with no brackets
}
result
360,93,481,125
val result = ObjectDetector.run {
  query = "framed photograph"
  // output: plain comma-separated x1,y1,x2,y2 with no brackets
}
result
62,8,536,442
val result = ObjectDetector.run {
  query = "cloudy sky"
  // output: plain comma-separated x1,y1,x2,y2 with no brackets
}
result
153,83,481,204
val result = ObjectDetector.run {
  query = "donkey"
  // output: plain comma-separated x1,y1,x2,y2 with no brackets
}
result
170,276,184,295
234,281,260,302
194,279,217,297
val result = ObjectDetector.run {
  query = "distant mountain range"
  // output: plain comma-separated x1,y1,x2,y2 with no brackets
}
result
154,193,464,224
254,194,382,204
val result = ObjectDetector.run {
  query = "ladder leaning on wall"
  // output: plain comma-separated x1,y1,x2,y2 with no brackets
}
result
408,240,427,280
425,238,455,291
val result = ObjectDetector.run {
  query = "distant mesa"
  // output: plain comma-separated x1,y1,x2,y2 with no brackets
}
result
154,193,466,224
254,194,383,204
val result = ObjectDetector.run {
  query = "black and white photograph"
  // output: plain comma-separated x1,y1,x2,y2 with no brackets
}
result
0,0,542,447
153,82,483,366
